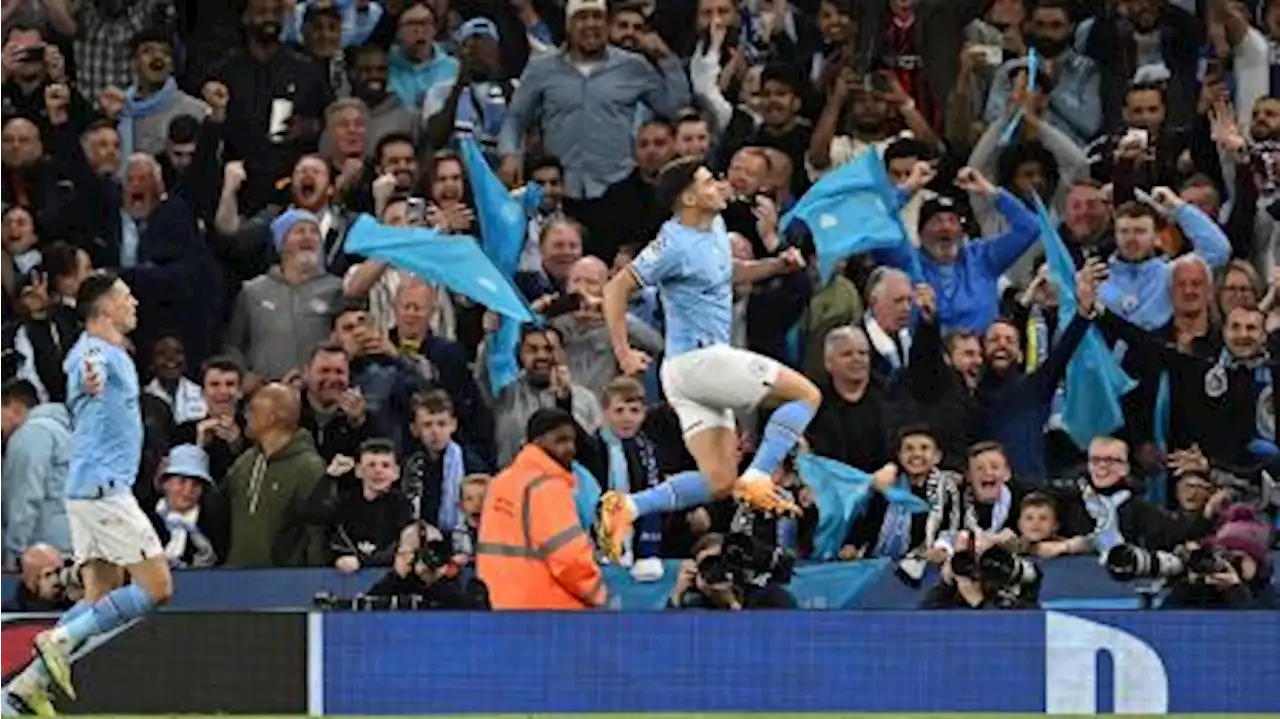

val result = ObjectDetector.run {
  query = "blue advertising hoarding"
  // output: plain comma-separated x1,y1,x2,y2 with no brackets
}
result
320,610,1280,715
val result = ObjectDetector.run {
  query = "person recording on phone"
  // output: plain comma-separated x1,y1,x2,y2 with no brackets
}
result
329,298,430,453
1083,81,1191,188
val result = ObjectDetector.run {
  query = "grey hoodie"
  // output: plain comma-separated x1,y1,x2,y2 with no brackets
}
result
2,403,72,569
224,267,343,380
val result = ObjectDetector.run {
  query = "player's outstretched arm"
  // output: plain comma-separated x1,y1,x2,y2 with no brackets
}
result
602,267,650,376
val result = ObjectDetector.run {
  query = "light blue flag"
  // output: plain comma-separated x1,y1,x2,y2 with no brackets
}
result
1033,195,1137,449
999,48,1038,147
460,134,535,395
573,462,602,533
345,215,534,323
1150,369,1172,506
780,147,912,284
880,484,931,514
796,454,874,560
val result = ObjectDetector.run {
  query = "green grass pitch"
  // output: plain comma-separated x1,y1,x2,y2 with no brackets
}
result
78,714,1280,719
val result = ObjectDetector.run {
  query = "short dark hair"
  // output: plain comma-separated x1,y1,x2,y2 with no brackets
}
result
519,324,562,350
329,297,369,330
358,437,397,460
76,270,121,321
884,137,931,165
2,379,39,409
375,132,415,164
167,114,201,144
895,423,937,448
1114,201,1159,223
199,355,245,384
308,341,349,364
130,26,172,56
345,40,388,66
1019,492,1059,516
967,440,1006,460
81,118,119,139
655,156,703,213
4,22,41,44
526,154,563,178
942,329,980,351
39,241,77,283
1125,82,1165,102
411,389,455,417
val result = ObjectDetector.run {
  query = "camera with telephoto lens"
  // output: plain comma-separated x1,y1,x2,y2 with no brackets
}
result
696,552,736,586
722,531,796,584
1106,543,1245,583
951,546,1039,587
696,532,796,587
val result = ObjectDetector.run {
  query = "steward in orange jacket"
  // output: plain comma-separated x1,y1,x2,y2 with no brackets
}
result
477,408,607,610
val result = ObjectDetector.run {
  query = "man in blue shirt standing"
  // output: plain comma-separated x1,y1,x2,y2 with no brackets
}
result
6,272,174,716
596,158,821,560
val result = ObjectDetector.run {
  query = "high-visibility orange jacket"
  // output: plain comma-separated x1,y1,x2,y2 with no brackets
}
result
476,444,607,610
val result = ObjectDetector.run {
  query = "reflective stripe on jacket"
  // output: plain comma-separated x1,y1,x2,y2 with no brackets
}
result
476,444,606,610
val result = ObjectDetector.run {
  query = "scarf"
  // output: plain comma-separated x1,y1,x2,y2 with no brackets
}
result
119,78,178,162
12,322,54,399
437,442,465,532
155,497,215,568
923,469,962,549
962,483,1012,537
864,313,911,374
600,428,663,559
873,476,915,558
145,377,207,425
1081,479,1132,554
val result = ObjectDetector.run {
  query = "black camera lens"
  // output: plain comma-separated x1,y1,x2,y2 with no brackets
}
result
697,554,730,585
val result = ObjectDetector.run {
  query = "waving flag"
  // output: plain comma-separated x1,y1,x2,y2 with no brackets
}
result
1033,195,1136,448
780,147,916,283
345,215,534,323
460,135,537,394
797,455,934,559
999,48,1038,147
796,455,873,560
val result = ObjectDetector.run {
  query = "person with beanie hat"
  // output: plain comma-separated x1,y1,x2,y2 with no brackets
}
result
877,166,1040,334
1165,504,1276,609
224,208,343,380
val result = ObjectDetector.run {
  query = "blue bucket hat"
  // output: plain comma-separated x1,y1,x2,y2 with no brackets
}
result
166,444,212,483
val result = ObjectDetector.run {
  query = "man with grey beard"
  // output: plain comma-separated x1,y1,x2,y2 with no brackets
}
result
224,209,343,379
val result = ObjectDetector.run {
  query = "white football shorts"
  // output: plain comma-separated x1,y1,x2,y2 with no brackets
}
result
661,344,781,436
67,492,164,566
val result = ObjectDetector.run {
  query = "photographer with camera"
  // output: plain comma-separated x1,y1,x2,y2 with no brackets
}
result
1106,505,1276,609
921,529,1042,609
668,478,800,610
362,520,490,610
668,530,796,610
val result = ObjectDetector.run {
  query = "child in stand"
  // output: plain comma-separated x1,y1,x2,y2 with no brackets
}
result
1014,492,1090,559
579,377,671,573
450,473,490,566
401,390,485,532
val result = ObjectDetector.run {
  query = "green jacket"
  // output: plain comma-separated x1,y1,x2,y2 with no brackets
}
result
224,429,327,567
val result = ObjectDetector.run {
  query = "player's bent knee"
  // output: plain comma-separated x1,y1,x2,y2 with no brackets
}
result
772,366,822,407
128,557,175,605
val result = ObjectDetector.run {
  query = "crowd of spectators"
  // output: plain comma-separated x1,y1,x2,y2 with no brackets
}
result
1,0,1278,611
